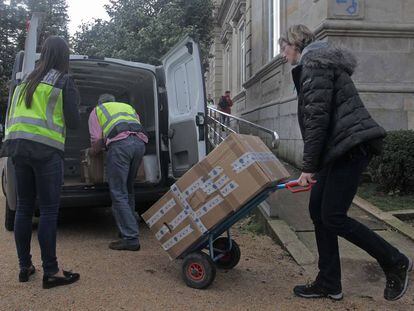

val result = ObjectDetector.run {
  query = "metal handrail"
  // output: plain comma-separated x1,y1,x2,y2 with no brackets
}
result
206,106,280,149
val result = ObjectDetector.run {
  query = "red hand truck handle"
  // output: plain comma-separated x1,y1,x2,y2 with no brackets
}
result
285,181,312,193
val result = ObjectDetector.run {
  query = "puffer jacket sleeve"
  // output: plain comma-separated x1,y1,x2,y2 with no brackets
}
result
301,67,334,173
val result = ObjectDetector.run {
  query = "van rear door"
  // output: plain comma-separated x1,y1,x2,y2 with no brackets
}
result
161,37,206,178
3,13,43,213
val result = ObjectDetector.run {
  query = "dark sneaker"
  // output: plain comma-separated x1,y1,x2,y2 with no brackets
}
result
109,240,140,251
384,255,413,301
19,265,36,282
294,282,343,300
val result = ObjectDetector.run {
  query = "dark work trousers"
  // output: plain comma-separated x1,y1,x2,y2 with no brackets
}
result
309,146,403,291
13,153,63,276
106,136,145,246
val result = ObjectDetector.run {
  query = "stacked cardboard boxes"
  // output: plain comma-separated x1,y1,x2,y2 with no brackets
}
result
80,149,146,184
142,134,290,259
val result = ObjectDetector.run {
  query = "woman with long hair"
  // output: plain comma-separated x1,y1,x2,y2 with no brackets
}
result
1,36,80,289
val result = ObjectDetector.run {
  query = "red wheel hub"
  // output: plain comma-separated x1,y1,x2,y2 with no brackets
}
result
188,263,205,281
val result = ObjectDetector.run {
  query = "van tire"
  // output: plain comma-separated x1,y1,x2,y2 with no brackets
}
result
5,200,15,232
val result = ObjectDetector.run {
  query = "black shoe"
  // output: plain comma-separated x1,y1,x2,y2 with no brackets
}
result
293,281,343,300
384,255,413,301
109,240,140,251
19,265,36,282
42,270,80,289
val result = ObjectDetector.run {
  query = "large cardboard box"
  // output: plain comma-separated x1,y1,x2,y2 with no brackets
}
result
80,149,106,184
142,133,290,259
143,192,204,259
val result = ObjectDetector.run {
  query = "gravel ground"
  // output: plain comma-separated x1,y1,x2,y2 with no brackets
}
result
0,196,413,310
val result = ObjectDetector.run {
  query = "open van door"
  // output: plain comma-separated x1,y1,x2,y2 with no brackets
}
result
3,13,43,230
19,12,43,78
161,37,207,178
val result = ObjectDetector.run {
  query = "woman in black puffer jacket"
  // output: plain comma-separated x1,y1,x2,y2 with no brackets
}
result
279,25,411,302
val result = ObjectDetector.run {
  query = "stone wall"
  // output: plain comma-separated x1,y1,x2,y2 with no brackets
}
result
207,0,414,169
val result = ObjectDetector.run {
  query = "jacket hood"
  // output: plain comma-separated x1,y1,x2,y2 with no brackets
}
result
299,41,357,75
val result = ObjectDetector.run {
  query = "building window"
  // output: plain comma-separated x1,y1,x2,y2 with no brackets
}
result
238,22,246,89
269,0,280,59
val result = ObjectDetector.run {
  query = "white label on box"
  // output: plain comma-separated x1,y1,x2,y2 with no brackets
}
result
196,195,224,218
182,177,204,199
162,225,194,251
156,225,169,241
208,166,223,178
146,198,176,228
220,181,239,197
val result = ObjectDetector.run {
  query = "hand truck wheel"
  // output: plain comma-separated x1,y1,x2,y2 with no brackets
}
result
213,237,241,269
182,251,216,289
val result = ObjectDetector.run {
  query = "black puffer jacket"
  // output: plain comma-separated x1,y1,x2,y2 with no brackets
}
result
291,41,386,173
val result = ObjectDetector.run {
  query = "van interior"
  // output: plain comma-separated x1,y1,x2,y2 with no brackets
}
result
64,59,160,186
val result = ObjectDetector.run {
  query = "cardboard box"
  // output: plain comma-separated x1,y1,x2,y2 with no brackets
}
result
80,149,106,184
143,192,203,259
142,133,290,259
136,161,146,182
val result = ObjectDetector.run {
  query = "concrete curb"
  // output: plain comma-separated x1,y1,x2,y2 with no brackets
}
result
256,202,316,275
353,195,414,242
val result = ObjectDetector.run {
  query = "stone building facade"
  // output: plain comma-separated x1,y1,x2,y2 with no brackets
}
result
206,0,414,168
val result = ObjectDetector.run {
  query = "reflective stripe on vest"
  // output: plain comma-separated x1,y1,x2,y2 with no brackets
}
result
4,82,66,151
96,102,140,139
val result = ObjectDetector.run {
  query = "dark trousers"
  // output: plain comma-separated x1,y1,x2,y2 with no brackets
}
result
309,146,403,290
106,136,145,245
220,114,230,130
13,153,63,276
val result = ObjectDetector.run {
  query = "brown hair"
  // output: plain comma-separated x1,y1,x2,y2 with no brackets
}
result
278,24,315,53
22,36,69,108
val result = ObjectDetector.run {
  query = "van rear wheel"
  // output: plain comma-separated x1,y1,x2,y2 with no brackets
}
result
5,200,15,231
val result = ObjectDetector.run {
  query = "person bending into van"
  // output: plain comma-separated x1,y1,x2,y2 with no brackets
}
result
0,36,80,289
279,24,411,301
88,94,148,251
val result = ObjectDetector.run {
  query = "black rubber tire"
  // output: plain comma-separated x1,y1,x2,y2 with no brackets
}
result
182,252,216,289
213,237,241,270
5,200,15,232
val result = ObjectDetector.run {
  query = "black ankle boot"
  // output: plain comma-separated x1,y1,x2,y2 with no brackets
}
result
19,265,36,282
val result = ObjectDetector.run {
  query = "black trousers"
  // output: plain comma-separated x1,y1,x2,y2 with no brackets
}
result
309,145,403,290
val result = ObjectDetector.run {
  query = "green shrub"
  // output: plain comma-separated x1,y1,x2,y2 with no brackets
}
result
368,130,414,194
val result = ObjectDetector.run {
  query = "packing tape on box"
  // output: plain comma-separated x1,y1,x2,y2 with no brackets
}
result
146,198,176,228
232,152,277,174
220,181,239,197
182,177,204,200
171,184,208,234
155,206,192,241
169,207,192,231
202,174,230,195
156,224,169,241
195,195,224,218
208,166,223,178
162,225,194,251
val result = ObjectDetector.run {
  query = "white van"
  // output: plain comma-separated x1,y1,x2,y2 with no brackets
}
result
3,14,207,231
